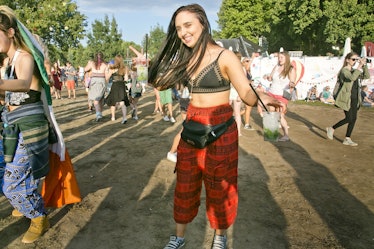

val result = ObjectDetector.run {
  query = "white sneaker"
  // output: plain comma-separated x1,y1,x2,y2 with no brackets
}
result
133,115,139,120
343,137,358,146
170,117,176,123
244,124,254,130
326,127,334,140
163,116,170,122
167,152,177,163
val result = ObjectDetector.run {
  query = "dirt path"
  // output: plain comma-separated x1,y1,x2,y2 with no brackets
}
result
0,87,373,249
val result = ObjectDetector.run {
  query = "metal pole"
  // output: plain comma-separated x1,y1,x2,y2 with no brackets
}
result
145,34,148,67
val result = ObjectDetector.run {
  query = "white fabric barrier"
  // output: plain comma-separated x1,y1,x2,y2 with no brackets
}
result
250,56,374,100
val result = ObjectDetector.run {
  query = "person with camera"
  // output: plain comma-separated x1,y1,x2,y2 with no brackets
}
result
326,52,370,146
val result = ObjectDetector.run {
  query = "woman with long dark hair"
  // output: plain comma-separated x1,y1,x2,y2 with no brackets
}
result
149,4,283,249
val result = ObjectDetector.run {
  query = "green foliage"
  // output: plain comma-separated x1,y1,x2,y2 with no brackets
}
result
6,0,86,63
217,0,373,55
218,0,273,44
84,15,125,65
142,24,166,59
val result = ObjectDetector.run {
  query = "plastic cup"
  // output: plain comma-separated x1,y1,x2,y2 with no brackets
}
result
262,112,280,141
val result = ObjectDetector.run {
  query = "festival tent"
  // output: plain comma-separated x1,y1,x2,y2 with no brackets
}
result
343,37,351,58
216,36,263,57
361,45,367,57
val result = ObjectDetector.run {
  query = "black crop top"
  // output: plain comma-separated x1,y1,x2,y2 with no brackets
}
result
4,65,41,106
188,50,230,93
112,73,124,82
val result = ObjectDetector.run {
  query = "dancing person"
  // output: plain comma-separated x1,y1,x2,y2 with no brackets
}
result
326,52,369,146
241,55,256,130
60,64,66,89
153,87,163,114
84,52,108,121
84,70,93,111
129,64,142,120
229,51,243,136
148,4,283,249
78,65,84,85
65,61,76,99
167,83,190,163
51,62,62,99
160,88,176,123
265,51,296,141
105,54,130,124
0,5,59,243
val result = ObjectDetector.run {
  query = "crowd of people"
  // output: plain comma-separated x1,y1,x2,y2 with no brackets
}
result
0,3,372,248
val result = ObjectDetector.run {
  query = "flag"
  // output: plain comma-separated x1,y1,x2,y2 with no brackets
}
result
16,20,65,160
15,20,81,207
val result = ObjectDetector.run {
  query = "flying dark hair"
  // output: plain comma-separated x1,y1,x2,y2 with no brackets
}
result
148,4,216,90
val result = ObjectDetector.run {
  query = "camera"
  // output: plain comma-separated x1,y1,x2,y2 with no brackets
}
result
366,58,372,63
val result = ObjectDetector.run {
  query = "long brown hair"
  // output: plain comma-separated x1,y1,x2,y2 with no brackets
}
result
148,4,216,90
109,54,126,75
278,51,293,78
0,5,31,54
342,52,358,68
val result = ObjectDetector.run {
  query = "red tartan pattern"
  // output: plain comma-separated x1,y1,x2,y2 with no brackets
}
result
174,104,238,229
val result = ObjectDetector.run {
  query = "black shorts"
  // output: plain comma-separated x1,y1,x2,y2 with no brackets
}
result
179,98,190,112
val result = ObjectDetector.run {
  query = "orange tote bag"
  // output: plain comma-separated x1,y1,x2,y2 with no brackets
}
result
41,150,81,208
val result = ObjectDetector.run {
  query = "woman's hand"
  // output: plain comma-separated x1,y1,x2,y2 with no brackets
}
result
263,74,272,81
359,57,367,66
258,92,285,112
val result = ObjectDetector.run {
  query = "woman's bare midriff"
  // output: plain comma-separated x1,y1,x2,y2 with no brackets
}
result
189,90,230,108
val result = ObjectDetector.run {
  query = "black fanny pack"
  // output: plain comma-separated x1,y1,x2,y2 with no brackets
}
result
181,116,234,149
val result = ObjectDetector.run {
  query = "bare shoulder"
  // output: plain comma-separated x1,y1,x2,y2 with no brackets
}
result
16,51,34,70
219,49,237,62
214,48,241,69
18,51,33,62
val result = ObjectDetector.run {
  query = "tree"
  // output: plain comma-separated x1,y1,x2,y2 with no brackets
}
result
218,0,274,45
323,0,373,54
5,0,86,62
85,15,124,64
142,24,166,59
216,0,373,55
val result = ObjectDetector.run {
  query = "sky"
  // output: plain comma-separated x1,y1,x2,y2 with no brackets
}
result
75,0,222,45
